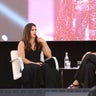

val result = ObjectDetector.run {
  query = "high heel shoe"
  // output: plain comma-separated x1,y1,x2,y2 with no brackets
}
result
67,84,80,89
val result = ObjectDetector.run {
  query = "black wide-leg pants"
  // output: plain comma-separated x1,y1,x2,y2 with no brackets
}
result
22,58,60,88
74,54,96,88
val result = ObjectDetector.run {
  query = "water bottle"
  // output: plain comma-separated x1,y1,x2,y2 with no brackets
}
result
64,52,70,69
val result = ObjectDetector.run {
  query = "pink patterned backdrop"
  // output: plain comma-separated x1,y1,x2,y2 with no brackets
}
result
54,0,96,41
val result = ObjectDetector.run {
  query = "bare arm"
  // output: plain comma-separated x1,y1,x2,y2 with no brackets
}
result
18,41,42,65
38,38,52,58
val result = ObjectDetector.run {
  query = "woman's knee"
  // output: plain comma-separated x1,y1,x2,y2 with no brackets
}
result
85,54,92,59
84,54,95,61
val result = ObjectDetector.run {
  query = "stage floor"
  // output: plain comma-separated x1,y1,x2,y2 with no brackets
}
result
0,88,90,96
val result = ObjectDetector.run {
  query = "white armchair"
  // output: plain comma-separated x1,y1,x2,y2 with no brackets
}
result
10,50,24,80
40,51,59,71
10,50,59,80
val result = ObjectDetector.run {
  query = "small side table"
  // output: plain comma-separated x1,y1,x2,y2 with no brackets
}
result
59,67,78,88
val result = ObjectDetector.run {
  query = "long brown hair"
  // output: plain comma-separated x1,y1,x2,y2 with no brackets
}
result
22,23,41,50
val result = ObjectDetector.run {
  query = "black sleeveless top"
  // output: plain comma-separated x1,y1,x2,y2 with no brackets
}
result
25,48,41,62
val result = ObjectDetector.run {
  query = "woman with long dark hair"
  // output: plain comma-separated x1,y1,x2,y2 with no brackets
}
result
18,23,60,88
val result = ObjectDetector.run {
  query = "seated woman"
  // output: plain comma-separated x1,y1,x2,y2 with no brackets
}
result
68,52,96,88
17,23,60,88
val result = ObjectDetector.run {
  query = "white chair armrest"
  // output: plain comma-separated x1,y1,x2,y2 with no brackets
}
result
40,51,59,71
10,50,24,80
18,57,24,71
40,51,44,62
45,56,59,71
13,73,22,80
10,57,24,71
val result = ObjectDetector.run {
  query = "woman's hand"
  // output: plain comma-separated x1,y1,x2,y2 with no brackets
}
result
35,62,43,66
37,37,46,44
